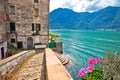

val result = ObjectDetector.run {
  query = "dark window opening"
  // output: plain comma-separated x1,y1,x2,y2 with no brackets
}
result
17,42,23,48
34,0,39,3
11,39,15,43
32,23,41,31
32,23,34,31
1,47,4,59
32,23,41,35
10,22,15,32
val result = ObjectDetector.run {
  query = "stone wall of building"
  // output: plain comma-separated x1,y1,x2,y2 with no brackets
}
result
8,0,50,48
0,0,10,41
0,0,10,60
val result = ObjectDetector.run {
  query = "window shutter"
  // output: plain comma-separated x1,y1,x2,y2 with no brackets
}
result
34,0,38,3
10,23,15,31
38,24,41,31
32,23,34,31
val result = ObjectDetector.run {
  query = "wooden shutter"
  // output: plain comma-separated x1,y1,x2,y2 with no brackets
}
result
34,0,38,3
10,23,15,31
38,24,41,31
32,23,34,31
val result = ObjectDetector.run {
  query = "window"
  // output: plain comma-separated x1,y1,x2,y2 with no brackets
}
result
10,22,15,32
17,42,23,48
34,0,38,3
32,23,41,32
9,6,15,15
32,23,34,31
11,39,15,43
34,9,39,17
36,24,41,31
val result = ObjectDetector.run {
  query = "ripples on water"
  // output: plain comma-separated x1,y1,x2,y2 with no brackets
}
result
50,30,120,80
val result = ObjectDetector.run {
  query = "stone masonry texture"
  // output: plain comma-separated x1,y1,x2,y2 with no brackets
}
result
8,0,50,48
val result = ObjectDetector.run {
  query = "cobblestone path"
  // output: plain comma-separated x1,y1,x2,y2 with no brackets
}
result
12,53,45,80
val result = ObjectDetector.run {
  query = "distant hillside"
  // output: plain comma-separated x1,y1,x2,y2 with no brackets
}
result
49,6,120,30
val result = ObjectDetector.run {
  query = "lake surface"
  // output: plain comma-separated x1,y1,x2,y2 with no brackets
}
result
50,30,120,80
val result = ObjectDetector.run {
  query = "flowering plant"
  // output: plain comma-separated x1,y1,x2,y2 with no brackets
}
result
78,58,103,80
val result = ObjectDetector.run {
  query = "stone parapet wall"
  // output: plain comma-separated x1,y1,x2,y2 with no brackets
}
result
0,50,35,76
53,42,63,53
45,48,73,80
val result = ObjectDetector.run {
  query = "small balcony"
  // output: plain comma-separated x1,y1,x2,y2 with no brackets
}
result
32,31,40,36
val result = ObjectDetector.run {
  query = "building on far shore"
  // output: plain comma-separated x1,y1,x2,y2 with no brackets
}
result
8,0,50,49
0,0,10,60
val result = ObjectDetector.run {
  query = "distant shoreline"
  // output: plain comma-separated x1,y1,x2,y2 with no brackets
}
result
50,29,120,31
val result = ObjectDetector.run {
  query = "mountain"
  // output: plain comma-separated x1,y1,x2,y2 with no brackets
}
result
49,6,120,30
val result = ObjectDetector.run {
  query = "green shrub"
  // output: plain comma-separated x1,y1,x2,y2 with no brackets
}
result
101,52,120,79
82,68,103,80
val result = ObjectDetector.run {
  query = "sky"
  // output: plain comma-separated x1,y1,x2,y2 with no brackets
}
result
50,0,120,12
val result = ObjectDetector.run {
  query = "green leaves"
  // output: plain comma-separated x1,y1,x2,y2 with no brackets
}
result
82,68,103,80
49,33,59,42
81,52,120,80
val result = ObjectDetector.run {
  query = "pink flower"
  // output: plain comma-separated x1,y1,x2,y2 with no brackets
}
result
94,58,101,64
87,65,95,72
77,68,87,78
78,57,101,78
88,58,95,65
88,58,101,65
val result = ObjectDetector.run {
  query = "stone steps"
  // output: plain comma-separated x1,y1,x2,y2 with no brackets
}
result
56,53,69,65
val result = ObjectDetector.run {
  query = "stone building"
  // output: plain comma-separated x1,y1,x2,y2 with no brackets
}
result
8,0,50,49
0,0,10,60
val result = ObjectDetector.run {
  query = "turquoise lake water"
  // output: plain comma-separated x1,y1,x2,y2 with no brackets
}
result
50,30,120,80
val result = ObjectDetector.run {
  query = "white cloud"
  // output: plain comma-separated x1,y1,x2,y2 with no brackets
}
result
50,0,120,12
50,0,69,12
97,0,118,8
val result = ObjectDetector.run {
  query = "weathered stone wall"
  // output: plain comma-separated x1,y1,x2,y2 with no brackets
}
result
0,50,35,77
53,42,63,53
0,0,4,12
40,0,49,44
0,0,10,60
0,0,9,38
8,0,50,48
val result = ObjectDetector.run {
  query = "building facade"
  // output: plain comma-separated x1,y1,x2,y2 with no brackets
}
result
8,0,49,49
0,0,10,60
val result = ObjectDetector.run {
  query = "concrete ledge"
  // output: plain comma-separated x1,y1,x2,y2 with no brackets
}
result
0,50,35,76
35,44,47,49
45,48,73,80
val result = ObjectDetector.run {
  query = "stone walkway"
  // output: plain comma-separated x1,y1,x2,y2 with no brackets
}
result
45,48,73,80
12,53,45,80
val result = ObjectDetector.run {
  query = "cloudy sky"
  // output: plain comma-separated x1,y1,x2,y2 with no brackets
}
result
50,0,120,12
